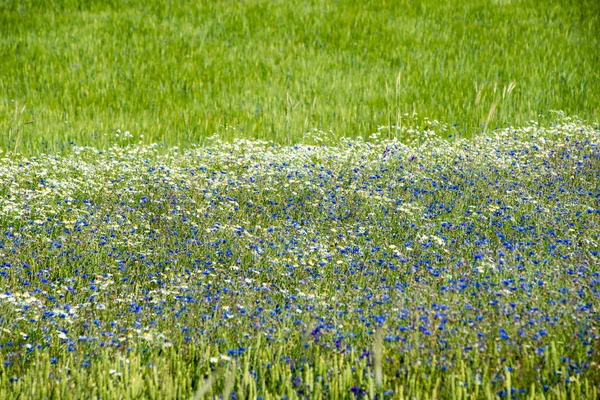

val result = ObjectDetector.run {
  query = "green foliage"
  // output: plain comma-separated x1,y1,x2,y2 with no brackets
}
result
2,342,598,399
1,0,599,154
1,1,599,397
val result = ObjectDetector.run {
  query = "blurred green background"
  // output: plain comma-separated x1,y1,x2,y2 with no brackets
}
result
1,0,599,154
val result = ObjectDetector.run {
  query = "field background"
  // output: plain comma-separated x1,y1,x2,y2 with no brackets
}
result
1,0,599,155
1,1,600,398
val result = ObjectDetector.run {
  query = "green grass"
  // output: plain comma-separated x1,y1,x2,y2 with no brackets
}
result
1,1,599,398
1,0,599,154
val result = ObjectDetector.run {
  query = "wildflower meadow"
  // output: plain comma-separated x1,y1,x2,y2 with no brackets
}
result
1,119,599,398
1,0,599,399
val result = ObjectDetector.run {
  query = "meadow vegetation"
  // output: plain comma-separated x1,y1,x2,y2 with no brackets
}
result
0,0,599,154
0,0,599,399
0,119,599,398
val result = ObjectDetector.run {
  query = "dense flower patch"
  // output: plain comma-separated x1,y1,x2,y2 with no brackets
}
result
0,119,599,399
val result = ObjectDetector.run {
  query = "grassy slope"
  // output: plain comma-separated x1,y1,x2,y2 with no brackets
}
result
1,0,599,154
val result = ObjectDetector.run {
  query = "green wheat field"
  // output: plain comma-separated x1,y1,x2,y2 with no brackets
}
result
0,0,599,399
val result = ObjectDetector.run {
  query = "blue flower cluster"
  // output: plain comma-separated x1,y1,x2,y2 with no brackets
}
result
0,120,598,397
